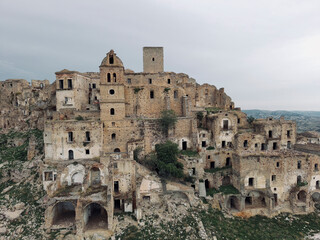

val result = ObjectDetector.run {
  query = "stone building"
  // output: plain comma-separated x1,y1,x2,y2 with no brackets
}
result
34,47,320,237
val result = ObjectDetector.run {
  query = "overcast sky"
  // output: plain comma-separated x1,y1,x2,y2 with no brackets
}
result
1,0,320,110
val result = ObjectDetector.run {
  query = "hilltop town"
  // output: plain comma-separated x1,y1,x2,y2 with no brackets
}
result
0,47,320,240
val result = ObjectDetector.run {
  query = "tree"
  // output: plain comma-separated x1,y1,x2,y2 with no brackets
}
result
247,116,255,124
159,110,177,136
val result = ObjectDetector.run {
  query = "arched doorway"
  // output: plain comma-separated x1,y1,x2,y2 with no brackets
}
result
297,190,307,202
84,203,108,230
71,172,83,185
114,148,120,153
222,176,231,186
52,202,75,226
228,196,240,210
91,167,101,185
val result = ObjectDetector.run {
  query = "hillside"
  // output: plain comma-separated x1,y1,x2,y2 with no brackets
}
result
243,110,320,133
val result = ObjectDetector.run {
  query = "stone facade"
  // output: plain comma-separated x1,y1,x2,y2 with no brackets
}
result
2,47,318,238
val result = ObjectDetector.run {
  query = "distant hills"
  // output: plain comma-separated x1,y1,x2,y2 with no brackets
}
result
243,110,320,133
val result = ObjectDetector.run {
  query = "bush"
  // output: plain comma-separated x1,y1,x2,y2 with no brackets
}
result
75,115,84,121
158,110,177,136
247,116,255,124
180,150,199,157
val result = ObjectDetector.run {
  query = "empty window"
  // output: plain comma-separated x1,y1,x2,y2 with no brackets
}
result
149,78,152,84
109,55,114,64
237,118,240,124
243,140,248,148
222,141,226,148
297,175,302,184
152,57,155,61
40,83,43,89
276,162,280,167
255,143,258,148
127,78,131,84
287,141,291,149
297,160,301,169
273,142,277,150
316,181,320,189
174,90,178,99
192,168,196,175
111,133,116,140
207,155,211,159
202,134,205,137
210,161,215,169
109,89,115,95
269,130,273,138
44,172,53,181
112,122,115,126
92,83,96,89
287,130,291,137
107,73,111,82
114,181,119,192
249,178,254,186
110,108,115,115
113,73,117,82
202,141,206,147
167,79,171,84
223,120,229,130
272,175,276,181
86,149,90,155
114,148,120,152
68,132,73,142
315,164,319,171
261,143,266,150
59,80,64,89
67,79,72,89
226,157,231,166
68,150,74,160
89,83,91,89
85,131,91,142
150,90,154,99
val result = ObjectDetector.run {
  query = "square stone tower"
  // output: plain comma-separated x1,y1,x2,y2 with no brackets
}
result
143,47,164,73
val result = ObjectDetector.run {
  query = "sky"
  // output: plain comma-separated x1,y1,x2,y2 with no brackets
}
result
0,0,320,111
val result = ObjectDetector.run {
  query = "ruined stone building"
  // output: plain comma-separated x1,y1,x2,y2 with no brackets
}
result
2,47,319,237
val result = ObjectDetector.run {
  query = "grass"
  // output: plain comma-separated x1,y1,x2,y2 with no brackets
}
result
180,150,199,157
205,166,231,173
206,185,240,196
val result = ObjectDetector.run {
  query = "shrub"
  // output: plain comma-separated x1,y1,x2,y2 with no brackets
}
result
75,115,84,121
247,116,255,124
158,110,177,136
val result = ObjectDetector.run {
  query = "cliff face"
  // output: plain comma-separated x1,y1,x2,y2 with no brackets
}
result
0,79,55,134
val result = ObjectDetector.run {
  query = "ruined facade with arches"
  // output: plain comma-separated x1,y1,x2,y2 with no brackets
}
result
37,47,320,237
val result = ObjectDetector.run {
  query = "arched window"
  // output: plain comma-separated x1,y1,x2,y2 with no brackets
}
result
110,108,115,115
109,55,114,64
107,73,111,82
68,150,74,160
112,133,116,140
114,148,120,152
113,73,117,82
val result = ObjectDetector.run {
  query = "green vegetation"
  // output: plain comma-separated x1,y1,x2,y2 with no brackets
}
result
206,185,239,196
196,111,204,127
247,116,255,125
199,208,320,240
75,115,84,121
163,87,171,93
206,146,215,150
134,87,143,94
180,149,199,157
297,181,308,187
133,147,143,161
205,107,221,114
158,110,177,136
205,166,231,173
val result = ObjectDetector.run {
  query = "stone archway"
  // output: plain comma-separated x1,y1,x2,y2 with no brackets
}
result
245,191,267,209
84,203,108,230
228,196,240,210
52,201,75,226
297,190,307,203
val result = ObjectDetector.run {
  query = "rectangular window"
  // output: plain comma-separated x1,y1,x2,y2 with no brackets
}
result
92,83,96,89
261,143,266,150
287,141,291,149
44,172,53,181
222,141,226,148
210,161,215,169
85,149,90,154
237,118,240,124
297,160,301,169
269,130,273,138
127,78,131,84
249,178,254,186
223,120,229,130
244,140,248,148
273,142,277,150
276,162,280,167
287,130,291,138
59,80,64,89
192,168,196,175
202,141,206,147
167,79,171,84
207,155,211,159
68,132,73,142
85,131,91,142
174,90,178,99
272,175,276,181
149,78,152,84
67,79,72,89
114,181,119,192
150,90,154,99
315,164,319,171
